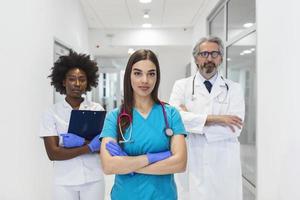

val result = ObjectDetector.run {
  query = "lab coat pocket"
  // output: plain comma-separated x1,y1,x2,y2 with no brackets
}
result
212,95,229,114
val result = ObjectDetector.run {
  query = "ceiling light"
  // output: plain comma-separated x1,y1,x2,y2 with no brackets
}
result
143,12,150,18
240,49,252,56
227,58,231,61
139,0,152,3
243,23,254,28
142,23,152,28
251,48,255,51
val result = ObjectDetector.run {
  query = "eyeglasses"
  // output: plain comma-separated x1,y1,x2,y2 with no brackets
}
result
197,51,221,58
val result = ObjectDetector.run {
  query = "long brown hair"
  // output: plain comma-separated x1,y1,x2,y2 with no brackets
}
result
117,49,161,143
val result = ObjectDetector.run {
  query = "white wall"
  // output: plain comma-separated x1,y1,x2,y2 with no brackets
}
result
158,46,191,102
89,28,193,46
256,0,300,199
53,0,89,52
0,0,89,199
89,28,193,56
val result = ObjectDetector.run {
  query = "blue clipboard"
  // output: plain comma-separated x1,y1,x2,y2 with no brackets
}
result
68,110,106,141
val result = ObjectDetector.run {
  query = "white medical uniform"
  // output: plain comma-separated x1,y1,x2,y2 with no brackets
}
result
39,98,105,200
169,72,245,200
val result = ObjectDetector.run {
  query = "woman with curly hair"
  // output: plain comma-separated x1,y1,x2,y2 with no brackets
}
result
39,51,105,200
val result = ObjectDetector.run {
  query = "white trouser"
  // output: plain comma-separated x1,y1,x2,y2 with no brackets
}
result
54,180,105,200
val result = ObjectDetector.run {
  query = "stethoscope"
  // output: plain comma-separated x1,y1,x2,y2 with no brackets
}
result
118,101,174,144
191,74,229,103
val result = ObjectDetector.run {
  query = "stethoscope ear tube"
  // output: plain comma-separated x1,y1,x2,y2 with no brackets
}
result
159,101,174,137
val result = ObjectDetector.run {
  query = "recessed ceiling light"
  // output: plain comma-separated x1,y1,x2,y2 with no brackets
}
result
143,12,150,18
227,58,231,61
243,23,254,28
142,23,152,28
139,0,152,3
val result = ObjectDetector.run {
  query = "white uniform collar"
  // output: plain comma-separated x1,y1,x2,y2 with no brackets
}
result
62,96,90,110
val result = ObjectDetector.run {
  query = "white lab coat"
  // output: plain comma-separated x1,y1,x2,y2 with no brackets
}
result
169,72,245,200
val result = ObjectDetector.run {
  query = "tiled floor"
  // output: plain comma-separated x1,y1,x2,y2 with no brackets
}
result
241,144,256,184
243,183,256,200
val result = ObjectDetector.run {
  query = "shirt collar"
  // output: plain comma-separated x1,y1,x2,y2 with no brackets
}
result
195,71,218,86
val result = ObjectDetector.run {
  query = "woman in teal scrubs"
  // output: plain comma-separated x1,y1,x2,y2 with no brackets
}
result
100,49,187,200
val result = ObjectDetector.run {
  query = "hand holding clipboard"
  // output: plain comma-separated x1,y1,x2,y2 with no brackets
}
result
68,110,106,141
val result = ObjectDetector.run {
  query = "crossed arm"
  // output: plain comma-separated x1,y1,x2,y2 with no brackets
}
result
169,80,245,137
135,134,187,175
43,136,90,161
100,135,187,175
180,104,243,132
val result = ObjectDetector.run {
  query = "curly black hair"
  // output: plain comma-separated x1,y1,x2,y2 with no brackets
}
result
48,50,99,94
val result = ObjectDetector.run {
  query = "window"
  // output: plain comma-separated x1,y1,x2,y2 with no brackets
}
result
227,31,256,187
209,7,224,39
208,1,256,199
227,0,256,40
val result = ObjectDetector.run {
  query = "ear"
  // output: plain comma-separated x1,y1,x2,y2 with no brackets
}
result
63,80,66,87
194,58,200,67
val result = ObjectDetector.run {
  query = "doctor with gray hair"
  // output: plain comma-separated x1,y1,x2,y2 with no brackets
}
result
169,36,245,200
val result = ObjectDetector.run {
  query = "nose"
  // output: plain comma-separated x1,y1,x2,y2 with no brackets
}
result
207,54,213,61
141,74,148,83
75,79,80,86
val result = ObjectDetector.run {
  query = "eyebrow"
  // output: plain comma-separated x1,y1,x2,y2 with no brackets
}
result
66,74,86,78
132,68,156,73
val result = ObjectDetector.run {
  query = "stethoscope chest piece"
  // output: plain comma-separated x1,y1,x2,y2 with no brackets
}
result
165,128,174,136
191,94,197,101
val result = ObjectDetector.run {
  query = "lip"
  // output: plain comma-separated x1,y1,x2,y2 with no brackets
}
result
72,89,82,93
138,86,150,91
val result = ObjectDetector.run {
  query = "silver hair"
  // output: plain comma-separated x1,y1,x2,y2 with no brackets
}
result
192,36,224,61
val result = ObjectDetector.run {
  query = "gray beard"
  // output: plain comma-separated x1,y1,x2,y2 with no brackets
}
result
201,62,217,74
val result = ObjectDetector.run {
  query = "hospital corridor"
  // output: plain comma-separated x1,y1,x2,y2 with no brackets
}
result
0,0,300,200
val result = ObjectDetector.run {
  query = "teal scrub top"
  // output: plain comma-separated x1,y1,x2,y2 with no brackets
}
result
100,103,186,200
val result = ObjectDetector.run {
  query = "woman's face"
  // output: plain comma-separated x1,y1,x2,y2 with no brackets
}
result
63,68,87,98
130,59,157,99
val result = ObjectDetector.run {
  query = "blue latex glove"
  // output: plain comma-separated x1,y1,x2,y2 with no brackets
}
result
88,134,101,152
106,141,128,156
106,141,134,176
61,133,85,148
147,151,172,164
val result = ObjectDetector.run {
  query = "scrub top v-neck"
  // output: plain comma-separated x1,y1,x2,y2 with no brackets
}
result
100,103,186,200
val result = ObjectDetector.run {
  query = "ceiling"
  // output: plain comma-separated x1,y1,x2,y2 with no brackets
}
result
80,0,207,29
